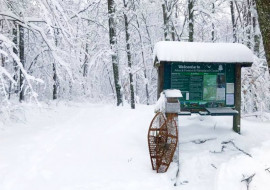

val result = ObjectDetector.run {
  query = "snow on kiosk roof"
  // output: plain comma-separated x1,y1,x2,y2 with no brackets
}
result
153,41,253,66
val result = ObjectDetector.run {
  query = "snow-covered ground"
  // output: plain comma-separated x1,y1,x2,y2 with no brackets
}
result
0,103,269,190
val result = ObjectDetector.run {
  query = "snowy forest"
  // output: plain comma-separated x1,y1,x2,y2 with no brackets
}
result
0,0,269,116
1,1,270,190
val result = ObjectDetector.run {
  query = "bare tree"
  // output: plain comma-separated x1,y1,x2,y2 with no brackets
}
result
107,0,122,106
19,24,24,102
255,0,270,71
53,28,59,100
252,0,260,56
188,0,194,42
230,1,237,43
123,0,135,109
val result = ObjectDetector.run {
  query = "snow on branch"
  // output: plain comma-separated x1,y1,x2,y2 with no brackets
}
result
0,33,43,103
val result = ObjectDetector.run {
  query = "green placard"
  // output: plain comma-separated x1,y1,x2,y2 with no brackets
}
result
163,62,235,110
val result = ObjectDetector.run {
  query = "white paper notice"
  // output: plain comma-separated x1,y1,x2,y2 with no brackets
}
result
226,94,234,105
217,88,225,100
226,83,234,93
186,92,189,100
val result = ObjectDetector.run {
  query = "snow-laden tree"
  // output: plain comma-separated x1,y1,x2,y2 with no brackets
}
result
0,0,269,116
255,0,270,71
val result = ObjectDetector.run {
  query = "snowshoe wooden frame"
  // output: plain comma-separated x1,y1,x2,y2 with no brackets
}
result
148,112,178,173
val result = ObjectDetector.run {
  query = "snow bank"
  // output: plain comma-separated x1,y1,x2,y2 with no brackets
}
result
154,93,166,113
1,103,270,190
153,41,254,64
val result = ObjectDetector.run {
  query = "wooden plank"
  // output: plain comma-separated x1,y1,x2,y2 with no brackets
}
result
206,107,238,116
157,62,164,99
233,64,241,134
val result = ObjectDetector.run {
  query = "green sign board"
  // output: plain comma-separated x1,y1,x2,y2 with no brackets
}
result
164,63,235,111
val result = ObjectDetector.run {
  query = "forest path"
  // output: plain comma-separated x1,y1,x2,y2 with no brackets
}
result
0,104,173,190
0,103,270,190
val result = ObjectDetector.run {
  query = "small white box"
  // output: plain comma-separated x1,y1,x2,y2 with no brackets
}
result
165,102,180,113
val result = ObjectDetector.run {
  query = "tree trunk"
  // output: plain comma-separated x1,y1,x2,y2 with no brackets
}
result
162,3,169,41
255,0,270,70
252,0,260,56
0,21,5,67
53,28,59,100
123,0,135,109
0,50,4,67
230,1,237,43
245,0,252,48
52,62,57,100
108,0,122,106
171,4,177,41
19,24,24,102
171,25,176,41
83,43,89,77
9,22,18,99
141,13,153,52
188,0,194,42
211,3,215,42
135,17,150,105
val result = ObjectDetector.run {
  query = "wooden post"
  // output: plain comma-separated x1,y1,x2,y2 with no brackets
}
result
166,113,180,180
157,62,164,99
233,64,241,133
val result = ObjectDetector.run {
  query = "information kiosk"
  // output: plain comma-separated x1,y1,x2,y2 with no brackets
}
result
154,41,253,133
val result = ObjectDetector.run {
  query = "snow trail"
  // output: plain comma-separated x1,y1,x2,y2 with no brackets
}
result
0,104,270,190
0,104,173,190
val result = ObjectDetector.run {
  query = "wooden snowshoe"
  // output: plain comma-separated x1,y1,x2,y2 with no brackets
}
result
148,112,178,173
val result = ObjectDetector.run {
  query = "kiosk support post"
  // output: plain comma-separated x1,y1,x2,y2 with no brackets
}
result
157,63,164,99
233,64,241,134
